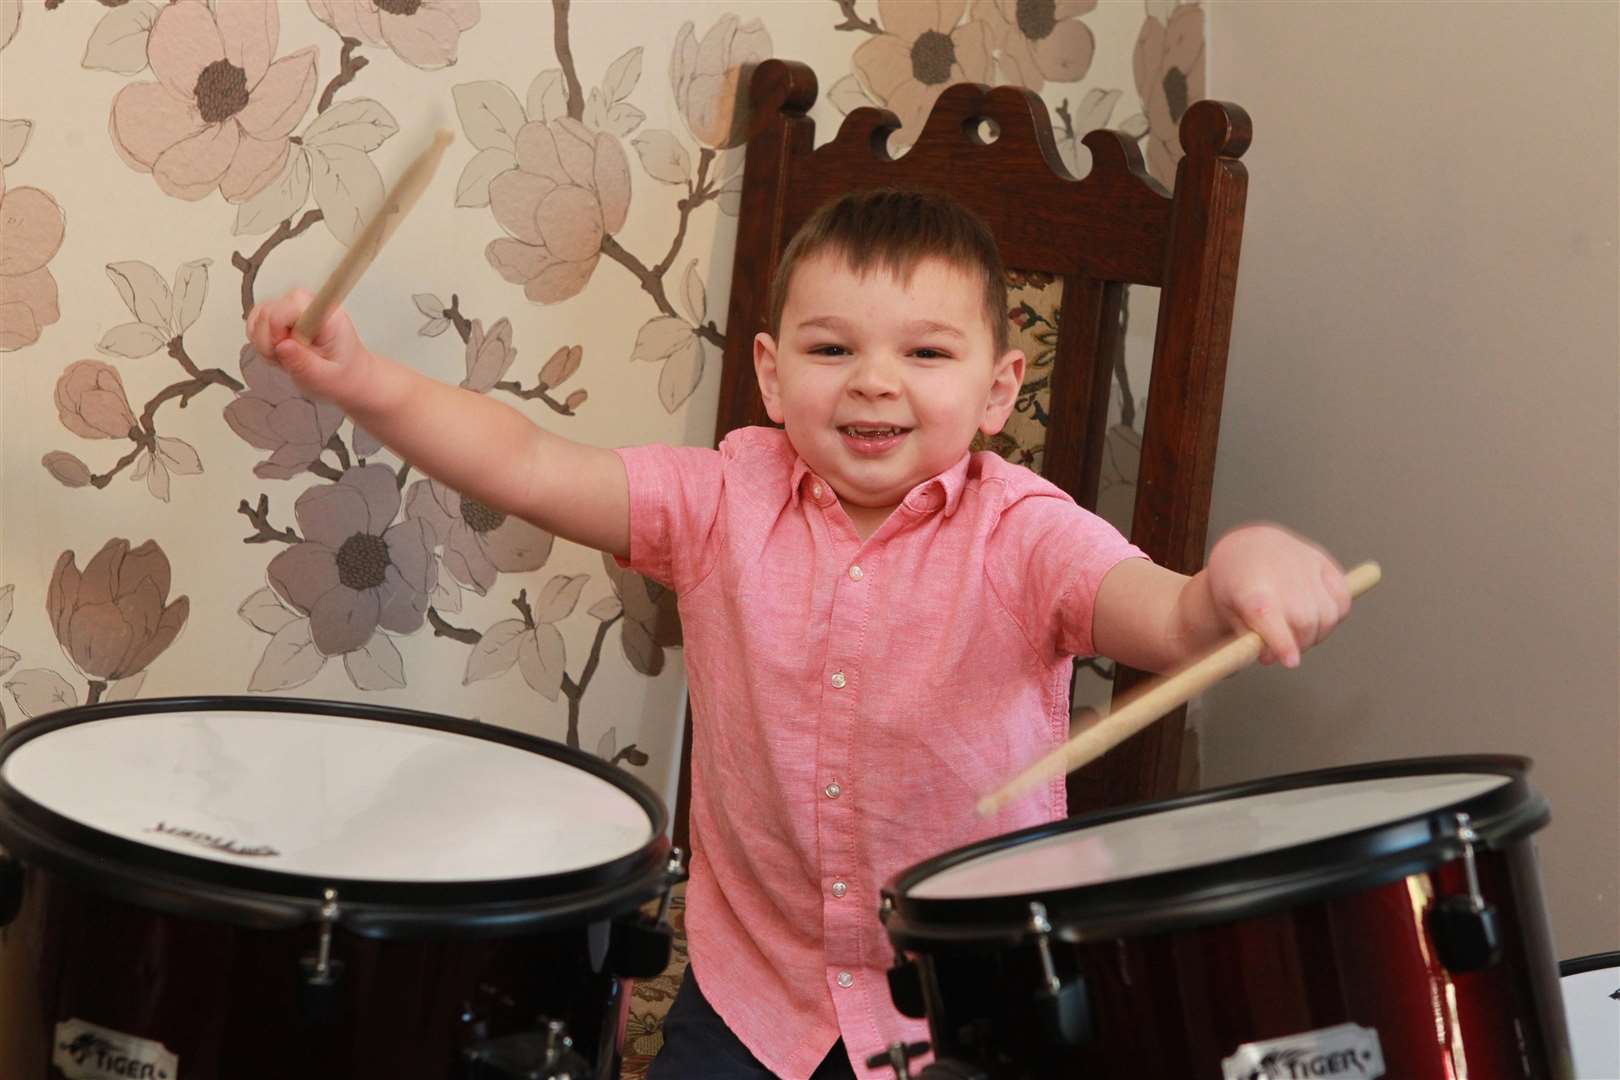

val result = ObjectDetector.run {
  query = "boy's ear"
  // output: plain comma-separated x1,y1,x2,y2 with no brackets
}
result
753,332,786,425
979,347,1027,436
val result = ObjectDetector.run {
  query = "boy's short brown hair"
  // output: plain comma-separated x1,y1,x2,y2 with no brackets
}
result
768,189,1011,356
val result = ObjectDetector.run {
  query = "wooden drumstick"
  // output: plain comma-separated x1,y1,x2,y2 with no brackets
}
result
293,128,454,343
976,560,1383,818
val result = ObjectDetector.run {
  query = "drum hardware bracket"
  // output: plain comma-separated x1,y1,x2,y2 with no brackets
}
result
1427,812,1503,973
605,847,688,979
0,847,21,928
461,1017,588,1079
865,1039,931,1079
1027,901,1094,1047
298,888,349,1024
886,958,929,1018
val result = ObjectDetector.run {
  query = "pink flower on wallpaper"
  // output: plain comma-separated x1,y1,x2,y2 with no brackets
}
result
852,0,992,146
55,360,137,440
0,173,65,352
308,0,479,70
109,0,317,202
48,539,189,683
486,119,631,304
1,0,19,51
1134,2,1205,189
670,14,773,150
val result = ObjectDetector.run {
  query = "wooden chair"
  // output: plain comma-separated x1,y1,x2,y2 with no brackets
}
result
672,58,1252,847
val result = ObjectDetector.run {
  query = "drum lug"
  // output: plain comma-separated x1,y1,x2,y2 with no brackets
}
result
606,847,687,979
462,1017,590,1080
864,1039,930,1079
1427,813,1503,973
0,847,22,927
886,958,928,1018
298,888,349,1024
1027,902,1093,1047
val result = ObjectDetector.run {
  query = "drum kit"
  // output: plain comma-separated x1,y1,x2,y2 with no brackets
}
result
0,695,1599,1080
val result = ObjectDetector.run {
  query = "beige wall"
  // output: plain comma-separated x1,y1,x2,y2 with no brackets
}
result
1202,2,1619,956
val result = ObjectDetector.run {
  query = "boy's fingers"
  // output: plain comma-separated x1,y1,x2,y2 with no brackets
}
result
1248,605,1300,668
273,337,330,384
1323,563,1353,619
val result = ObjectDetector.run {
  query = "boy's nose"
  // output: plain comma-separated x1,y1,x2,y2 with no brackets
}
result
847,354,901,397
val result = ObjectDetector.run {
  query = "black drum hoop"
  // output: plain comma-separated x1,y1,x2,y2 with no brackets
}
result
1559,951,1620,977
0,696,672,938
883,755,1549,948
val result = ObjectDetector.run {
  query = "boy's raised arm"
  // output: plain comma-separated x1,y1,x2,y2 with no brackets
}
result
247,290,631,557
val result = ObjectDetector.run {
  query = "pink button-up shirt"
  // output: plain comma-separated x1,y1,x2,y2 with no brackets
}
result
617,428,1142,1079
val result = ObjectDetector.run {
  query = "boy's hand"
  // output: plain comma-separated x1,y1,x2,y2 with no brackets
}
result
1204,524,1351,668
245,289,371,407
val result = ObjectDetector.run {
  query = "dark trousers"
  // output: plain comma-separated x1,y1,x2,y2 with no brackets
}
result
646,968,859,1080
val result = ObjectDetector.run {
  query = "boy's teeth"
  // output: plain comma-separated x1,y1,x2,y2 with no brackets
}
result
845,426,901,437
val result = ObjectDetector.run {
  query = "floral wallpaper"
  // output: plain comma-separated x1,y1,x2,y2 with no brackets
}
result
0,0,1203,813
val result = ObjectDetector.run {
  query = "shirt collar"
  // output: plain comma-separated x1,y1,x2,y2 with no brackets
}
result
790,450,972,519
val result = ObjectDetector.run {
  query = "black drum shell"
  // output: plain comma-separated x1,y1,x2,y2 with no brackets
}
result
883,756,1574,1080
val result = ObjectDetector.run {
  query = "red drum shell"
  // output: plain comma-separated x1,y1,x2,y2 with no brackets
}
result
884,757,1572,1080
0,697,675,1080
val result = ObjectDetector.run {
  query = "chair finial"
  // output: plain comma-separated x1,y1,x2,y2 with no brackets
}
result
1179,100,1253,159
749,59,819,118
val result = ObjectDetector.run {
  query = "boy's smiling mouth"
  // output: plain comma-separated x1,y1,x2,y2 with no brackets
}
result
838,424,911,455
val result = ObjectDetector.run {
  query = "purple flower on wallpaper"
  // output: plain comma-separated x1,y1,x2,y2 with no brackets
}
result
307,0,480,71
1134,2,1204,189
406,478,552,596
47,539,189,682
224,345,344,480
601,552,680,678
267,464,436,655
109,0,318,203
975,0,1096,92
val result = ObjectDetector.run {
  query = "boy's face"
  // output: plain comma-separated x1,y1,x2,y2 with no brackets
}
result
754,253,1025,529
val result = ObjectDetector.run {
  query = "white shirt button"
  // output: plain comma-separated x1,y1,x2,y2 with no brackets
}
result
831,881,848,898
811,482,824,499
848,565,863,581
824,782,842,799
830,671,846,688
836,970,854,988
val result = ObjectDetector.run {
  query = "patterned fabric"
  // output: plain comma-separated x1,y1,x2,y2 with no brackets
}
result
973,269,1064,471
620,885,689,1078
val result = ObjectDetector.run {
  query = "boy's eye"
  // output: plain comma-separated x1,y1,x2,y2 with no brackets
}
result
912,347,950,360
809,345,849,357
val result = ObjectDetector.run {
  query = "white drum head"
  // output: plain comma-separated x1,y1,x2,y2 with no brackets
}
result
910,773,1510,900
1561,959,1620,1079
1,709,655,883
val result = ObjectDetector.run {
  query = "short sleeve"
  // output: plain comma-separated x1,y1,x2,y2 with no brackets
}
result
614,442,726,592
987,491,1147,662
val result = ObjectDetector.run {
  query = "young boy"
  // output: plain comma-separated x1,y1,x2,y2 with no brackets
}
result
247,190,1350,1080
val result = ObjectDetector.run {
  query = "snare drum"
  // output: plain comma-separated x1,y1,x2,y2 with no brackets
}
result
880,757,1572,1079
0,698,682,1080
